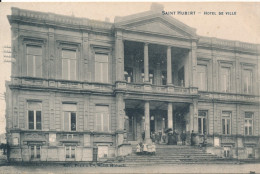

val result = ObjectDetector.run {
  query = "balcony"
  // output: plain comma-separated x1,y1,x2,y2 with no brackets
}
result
116,81,198,96
10,76,114,93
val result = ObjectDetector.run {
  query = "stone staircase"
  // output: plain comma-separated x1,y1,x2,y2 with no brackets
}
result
120,144,237,166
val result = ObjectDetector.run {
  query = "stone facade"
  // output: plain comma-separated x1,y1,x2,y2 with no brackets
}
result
5,6,260,162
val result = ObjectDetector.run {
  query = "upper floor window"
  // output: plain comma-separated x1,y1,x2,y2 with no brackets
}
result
197,65,207,91
124,67,133,83
63,104,77,131
27,46,42,77
221,67,231,92
27,101,42,130
62,49,77,80
95,54,108,83
243,69,253,94
66,146,76,159
95,105,109,132
222,111,231,135
245,112,253,136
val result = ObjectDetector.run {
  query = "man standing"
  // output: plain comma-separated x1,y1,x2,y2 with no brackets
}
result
181,131,186,145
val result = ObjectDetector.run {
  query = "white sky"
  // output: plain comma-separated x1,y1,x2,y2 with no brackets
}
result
0,2,260,134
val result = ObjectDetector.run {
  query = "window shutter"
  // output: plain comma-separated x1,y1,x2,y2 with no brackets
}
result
62,59,69,80
35,55,42,77
27,55,34,76
36,111,41,130
28,111,34,129
64,112,70,131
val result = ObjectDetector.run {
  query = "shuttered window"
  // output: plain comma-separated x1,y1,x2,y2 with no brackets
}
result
221,67,231,92
62,49,77,80
63,104,77,131
197,65,207,91
27,46,42,77
243,69,253,94
95,54,108,83
95,105,109,132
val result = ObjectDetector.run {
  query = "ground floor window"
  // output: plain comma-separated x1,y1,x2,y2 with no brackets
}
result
98,145,108,158
223,146,231,158
66,146,76,159
198,110,207,134
30,145,41,159
246,147,254,158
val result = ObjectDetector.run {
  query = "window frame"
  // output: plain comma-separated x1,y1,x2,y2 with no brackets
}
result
95,105,110,132
95,53,109,83
242,68,254,94
27,101,42,130
222,111,232,135
198,110,208,135
65,146,76,159
61,49,77,81
244,112,254,136
197,64,208,91
62,103,77,131
26,45,43,77
30,145,41,159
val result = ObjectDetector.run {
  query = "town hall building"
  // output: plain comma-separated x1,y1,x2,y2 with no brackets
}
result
5,4,260,162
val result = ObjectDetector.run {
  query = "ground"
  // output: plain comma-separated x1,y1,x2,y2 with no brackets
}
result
0,151,260,174
0,163,260,174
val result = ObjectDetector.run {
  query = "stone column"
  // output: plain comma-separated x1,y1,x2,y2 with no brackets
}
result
144,101,151,143
82,32,89,81
116,93,125,145
189,100,198,133
115,31,124,82
167,102,173,130
167,46,172,85
48,28,55,79
190,41,197,87
144,43,149,82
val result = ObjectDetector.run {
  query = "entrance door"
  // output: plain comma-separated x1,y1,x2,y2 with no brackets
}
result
127,115,136,141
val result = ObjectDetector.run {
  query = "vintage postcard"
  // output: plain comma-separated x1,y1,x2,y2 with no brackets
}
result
0,2,259,173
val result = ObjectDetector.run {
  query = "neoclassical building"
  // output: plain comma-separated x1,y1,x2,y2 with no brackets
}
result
5,5,260,162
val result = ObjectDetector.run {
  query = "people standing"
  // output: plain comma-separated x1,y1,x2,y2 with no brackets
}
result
191,130,195,146
181,131,186,145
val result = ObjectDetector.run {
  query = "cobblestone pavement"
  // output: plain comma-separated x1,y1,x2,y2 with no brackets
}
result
0,163,260,174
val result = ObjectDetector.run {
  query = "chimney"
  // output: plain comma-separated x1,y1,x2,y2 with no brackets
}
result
150,3,164,12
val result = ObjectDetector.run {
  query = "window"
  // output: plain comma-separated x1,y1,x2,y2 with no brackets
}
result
28,102,42,130
197,65,207,91
141,69,154,84
245,112,253,136
95,54,109,83
27,46,42,77
98,145,108,158
246,147,254,158
63,104,77,131
161,71,167,85
198,110,207,134
223,146,231,158
243,69,253,94
221,67,231,92
66,146,75,159
222,111,231,135
62,49,77,80
124,67,133,83
30,145,41,159
95,105,109,132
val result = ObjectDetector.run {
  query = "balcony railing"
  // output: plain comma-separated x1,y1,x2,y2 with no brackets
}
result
116,82,198,96
199,91,260,103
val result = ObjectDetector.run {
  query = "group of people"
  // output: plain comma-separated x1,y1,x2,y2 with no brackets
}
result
136,142,156,155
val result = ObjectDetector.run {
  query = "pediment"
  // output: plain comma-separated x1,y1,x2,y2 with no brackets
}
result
115,12,197,39
126,20,187,38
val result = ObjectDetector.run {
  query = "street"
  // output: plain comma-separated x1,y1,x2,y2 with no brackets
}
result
0,163,260,173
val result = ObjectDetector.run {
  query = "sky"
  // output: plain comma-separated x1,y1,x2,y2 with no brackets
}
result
0,2,260,135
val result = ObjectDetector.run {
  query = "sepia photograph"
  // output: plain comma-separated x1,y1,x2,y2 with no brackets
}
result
0,1,259,173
